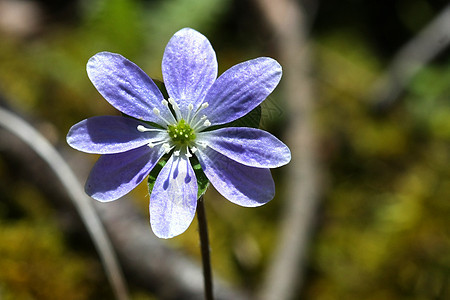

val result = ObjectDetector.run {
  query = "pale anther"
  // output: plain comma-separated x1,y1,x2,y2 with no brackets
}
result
185,147,193,158
168,97,180,109
167,97,182,120
154,100,176,126
197,141,208,149
201,102,209,109
162,143,171,153
203,120,211,127
137,125,147,132
190,146,198,153
186,103,195,122
174,150,180,156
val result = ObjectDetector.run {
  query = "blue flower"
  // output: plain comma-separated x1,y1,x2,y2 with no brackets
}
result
67,28,291,238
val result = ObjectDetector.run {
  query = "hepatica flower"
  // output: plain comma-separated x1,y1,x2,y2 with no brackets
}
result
67,28,291,238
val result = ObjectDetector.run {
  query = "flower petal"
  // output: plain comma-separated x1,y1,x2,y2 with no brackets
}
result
196,147,275,207
162,28,217,114
150,154,198,238
197,127,291,168
67,116,167,154
87,52,172,123
202,57,282,125
85,145,165,201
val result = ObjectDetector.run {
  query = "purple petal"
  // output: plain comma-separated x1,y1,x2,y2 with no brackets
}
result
85,145,165,201
87,52,172,123
162,28,217,114
197,127,291,168
67,116,167,154
150,154,198,238
202,57,282,125
196,147,275,207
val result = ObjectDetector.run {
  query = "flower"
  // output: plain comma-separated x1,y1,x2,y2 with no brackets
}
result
67,28,291,238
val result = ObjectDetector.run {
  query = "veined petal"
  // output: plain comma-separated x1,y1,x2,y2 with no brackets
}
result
203,57,282,125
87,52,172,123
162,28,217,115
197,127,291,168
150,154,198,238
196,147,274,207
67,116,167,154
86,145,165,201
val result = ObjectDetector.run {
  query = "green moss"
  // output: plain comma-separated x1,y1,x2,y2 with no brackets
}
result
0,221,98,300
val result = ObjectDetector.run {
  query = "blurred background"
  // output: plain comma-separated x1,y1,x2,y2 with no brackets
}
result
0,0,449,299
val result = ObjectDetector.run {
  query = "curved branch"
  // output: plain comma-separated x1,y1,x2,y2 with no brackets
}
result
0,106,129,300
370,4,450,109
252,0,321,299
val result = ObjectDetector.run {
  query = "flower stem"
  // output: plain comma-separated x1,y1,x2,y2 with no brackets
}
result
197,195,214,300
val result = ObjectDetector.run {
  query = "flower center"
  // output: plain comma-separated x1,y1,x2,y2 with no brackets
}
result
167,119,196,146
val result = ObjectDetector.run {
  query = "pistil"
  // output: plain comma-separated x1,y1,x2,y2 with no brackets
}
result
146,98,212,157
167,119,196,146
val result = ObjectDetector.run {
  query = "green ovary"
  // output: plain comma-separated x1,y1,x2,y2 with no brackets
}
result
167,119,196,146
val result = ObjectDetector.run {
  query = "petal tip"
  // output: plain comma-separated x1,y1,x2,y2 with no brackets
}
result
86,188,120,203
150,220,190,239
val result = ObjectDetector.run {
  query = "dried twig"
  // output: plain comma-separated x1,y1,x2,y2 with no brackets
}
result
370,3,450,109
252,0,321,299
0,105,130,300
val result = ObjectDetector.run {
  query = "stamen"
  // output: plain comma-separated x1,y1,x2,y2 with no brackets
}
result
196,141,208,149
191,115,207,130
168,97,182,120
146,139,172,150
162,143,172,153
137,125,162,133
190,102,210,126
192,117,212,131
185,146,193,158
150,101,176,126
174,150,180,156
190,146,198,153
186,103,194,122
137,125,146,132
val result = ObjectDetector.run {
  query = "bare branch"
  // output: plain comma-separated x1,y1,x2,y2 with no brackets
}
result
0,105,130,300
252,0,321,299
370,3,450,109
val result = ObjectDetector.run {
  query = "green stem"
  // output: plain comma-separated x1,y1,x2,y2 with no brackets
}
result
197,195,214,300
